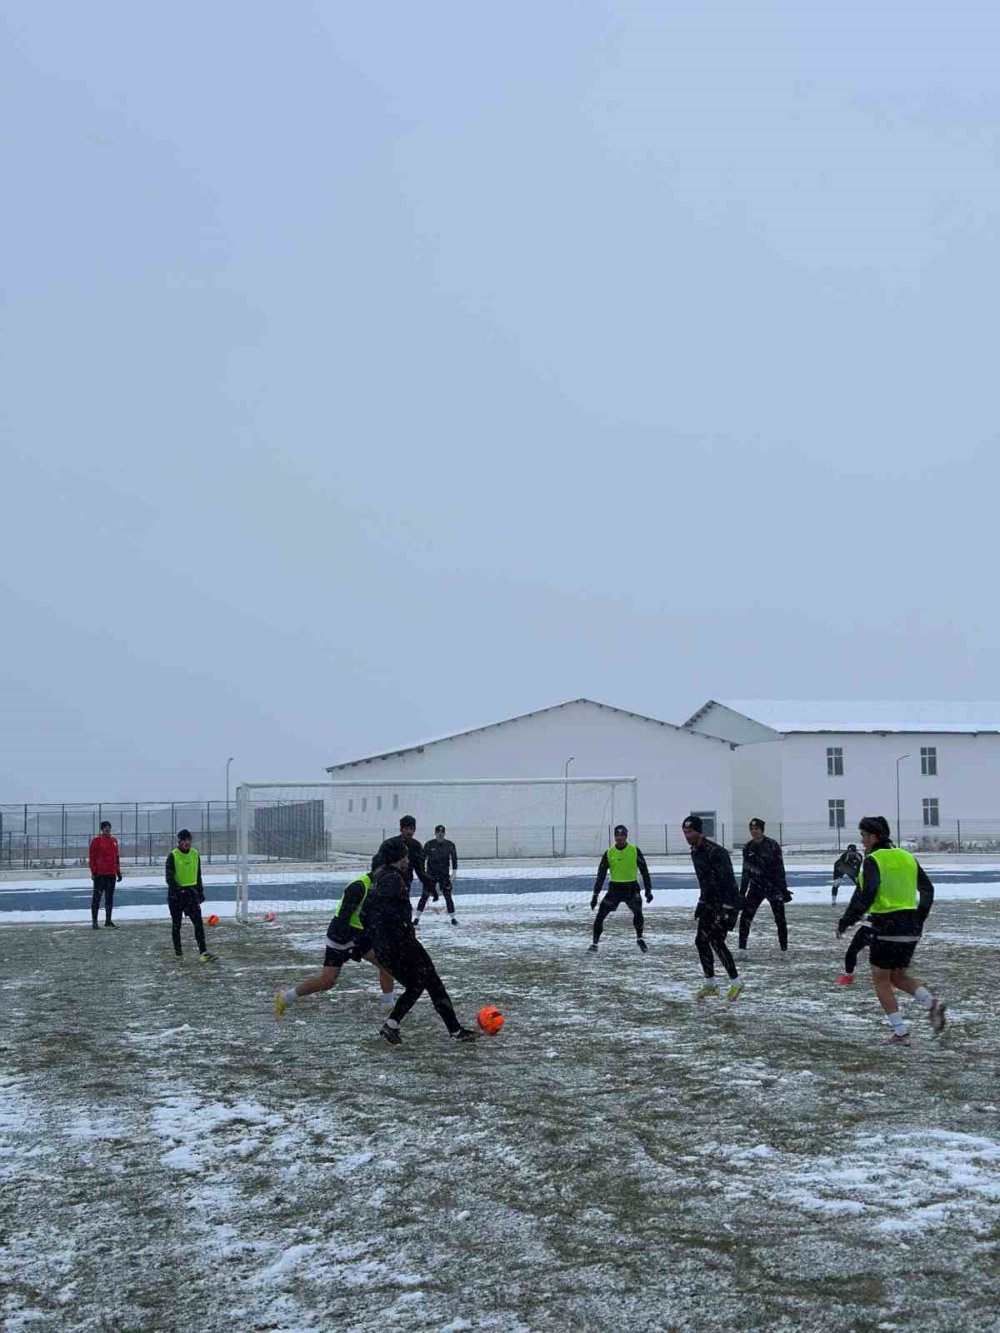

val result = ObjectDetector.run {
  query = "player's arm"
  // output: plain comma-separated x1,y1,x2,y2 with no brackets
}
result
165,851,177,890
329,880,366,944
449,841,458,874
88,838,98,876
114,837,122,881
636,849,653,899
740,845,750,896
838,858,878,934
915,863,935,927
773,842,787,891
591,852,609,906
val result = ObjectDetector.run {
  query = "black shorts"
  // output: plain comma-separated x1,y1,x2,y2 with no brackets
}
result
869,937,918,970
322,934,374,969
603,885,642,909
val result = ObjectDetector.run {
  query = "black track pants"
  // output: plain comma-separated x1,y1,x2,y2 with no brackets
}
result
92,875,117,924
695,915,738,980
417,877,455,914
738,886,788,950
593,885,644,943
168,891,207,955
844,924,874,974
377,937,461,1034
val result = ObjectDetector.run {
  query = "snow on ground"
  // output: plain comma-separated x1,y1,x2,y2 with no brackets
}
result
1,898,998,1331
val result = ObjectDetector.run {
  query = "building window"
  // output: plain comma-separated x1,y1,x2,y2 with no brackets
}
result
827,747,843,777
376,796,382,811
923,798,939,827
921,747,937,777
393,794,399,810
828,799,845,829
348,799,353,814
691,811,716,840
361,798,367,813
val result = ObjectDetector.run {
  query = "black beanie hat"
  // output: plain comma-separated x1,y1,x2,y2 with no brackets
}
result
682,814,703,833
378,836,409,866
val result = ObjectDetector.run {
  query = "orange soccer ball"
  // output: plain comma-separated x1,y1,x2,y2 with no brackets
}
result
477,1005,504,1035
206,914,220,927
263,911,277,923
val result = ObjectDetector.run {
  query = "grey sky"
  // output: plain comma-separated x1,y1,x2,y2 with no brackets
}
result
3,2,998,801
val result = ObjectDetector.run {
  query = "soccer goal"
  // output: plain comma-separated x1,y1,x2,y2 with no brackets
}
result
235,776,638,921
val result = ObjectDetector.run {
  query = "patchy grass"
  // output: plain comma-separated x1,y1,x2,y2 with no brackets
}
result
1,900,998,1331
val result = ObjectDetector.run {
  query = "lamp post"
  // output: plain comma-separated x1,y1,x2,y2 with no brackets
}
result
562,757,575,857
226,757,235,861
895,754,910,847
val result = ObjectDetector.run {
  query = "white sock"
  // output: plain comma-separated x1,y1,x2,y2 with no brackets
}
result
379,992,395,1006
701,977,718,987
283,988,298,1005
913,985,934,1010
385,1017,400,1029
887,1010,908,1034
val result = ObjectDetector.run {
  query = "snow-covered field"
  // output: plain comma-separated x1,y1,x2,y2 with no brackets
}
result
2,898,998,1331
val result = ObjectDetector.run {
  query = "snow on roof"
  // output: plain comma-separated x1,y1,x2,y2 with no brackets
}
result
711,700,1000,735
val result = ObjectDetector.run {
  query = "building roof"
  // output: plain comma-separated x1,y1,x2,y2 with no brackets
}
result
685,699,1000,735
325,697,729,771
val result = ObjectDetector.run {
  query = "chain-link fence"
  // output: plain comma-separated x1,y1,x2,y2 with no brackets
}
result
5,803,1000,869
0,802,240,869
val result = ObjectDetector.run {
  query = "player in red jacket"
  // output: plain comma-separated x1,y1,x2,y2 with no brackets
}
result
89,821,122,929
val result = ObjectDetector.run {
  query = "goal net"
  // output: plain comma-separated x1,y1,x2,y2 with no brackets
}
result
235,777,638,921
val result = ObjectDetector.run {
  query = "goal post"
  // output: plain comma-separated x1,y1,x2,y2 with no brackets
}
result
235,776,638,921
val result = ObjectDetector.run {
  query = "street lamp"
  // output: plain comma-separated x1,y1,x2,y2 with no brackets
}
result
562,756,575,857
226,757,235,861
895,754,910,847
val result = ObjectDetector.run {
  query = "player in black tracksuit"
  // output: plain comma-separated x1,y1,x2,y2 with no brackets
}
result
831,844,863,904
683,815,744,999
738,819,790,952
360,837,476,1046
418,825,459,924
371,815,430,896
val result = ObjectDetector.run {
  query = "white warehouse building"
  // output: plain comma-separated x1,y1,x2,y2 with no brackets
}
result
323,698,735,857
683,700,1000,849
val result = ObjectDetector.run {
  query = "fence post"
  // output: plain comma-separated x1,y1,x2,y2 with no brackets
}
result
956,819,961,852
134,802,139,869
551,826,556,856
61,804,66,867
495,826,499,858
207,801,212,863
779,821,783,845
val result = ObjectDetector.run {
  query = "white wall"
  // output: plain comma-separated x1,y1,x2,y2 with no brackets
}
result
731,740,783,835
326,700,734,838
777,731,1000,830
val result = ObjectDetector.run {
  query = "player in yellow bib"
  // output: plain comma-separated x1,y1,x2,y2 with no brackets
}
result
836,816,946,1045
274,872,395,1017
588,824,653,953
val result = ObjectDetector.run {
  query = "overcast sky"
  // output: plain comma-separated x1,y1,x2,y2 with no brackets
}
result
2,2,999,801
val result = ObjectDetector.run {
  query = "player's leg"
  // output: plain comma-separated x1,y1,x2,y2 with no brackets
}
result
871,963,909,1042
91,879,103,929
694,920,718,996
409,940,468,1036
737,886,763,949
627,888,647,951
441,878,457,919
413,881,432,924
275,962,343,1016
186,899,213,960
591,890,619,946
838,924,872,984
890,966,946,1033
769,894,788,951
831,875,842,904
103,876,117,927
711,921,740,985
168,894,185,955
